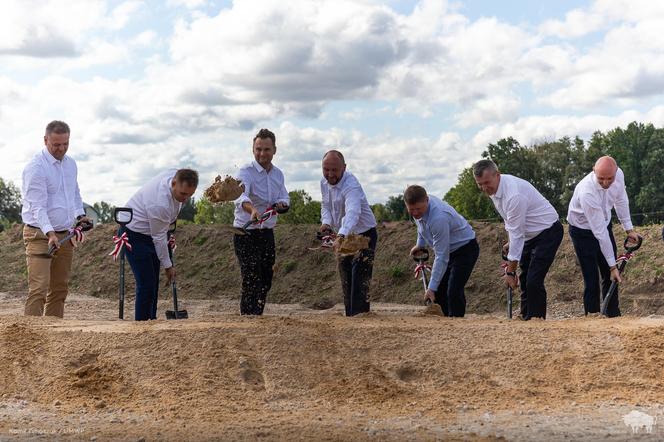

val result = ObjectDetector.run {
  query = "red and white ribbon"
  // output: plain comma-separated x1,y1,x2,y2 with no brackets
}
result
414,263,431,279
617,252,634,264
68,226,85,247
257,207,278,227
109,232,132,261
168,235,177,251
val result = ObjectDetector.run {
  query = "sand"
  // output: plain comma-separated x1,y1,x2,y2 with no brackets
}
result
2,292,664,441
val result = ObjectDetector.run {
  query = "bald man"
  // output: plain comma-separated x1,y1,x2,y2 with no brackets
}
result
320,150,377,316
567,156,640,317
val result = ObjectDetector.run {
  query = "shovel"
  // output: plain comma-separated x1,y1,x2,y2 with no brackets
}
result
239,204,289,234
501,253,513,319
166,221,188,320
600,235,643,316
114,208,133,320
413,249,443,316
33,219,94,259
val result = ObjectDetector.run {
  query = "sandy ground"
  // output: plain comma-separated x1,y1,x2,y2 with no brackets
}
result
2,292,664,441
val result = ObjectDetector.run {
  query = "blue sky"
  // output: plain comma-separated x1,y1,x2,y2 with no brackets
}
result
2,0,664,205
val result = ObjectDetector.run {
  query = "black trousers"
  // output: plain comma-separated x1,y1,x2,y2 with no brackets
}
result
518,221,563,320
432,238,480,317
234,229,275,315
338,228,378,316
569,223,620,317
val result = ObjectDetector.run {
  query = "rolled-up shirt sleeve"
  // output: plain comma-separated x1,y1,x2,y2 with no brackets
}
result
320,182,332,226
581,194,617,267
234,168,253,207
23,165,54,234
428,216,451,292
504,195,527,262
338,185,363,236
148,205,173,268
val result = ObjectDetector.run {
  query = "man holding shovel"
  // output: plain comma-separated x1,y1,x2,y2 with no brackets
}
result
319,150,377,316
21,120,92,318
404,185,479,317
233,128,290,316
123,168,198,321
567,156,640,317
474,159,563,320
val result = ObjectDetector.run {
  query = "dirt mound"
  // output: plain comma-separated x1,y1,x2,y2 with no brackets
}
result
2,298,664,440
1,222,663,316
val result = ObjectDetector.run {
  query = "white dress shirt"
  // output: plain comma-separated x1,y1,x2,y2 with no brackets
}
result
233,161,290,229
21,148,85,234
567,168,633,267
320,171,377,236
125,169,181,269
490,174,559,262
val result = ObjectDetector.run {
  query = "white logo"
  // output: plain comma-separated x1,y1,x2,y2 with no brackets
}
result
623,410,656,434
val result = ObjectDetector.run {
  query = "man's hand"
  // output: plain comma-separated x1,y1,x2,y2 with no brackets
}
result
320,224,333,234
242,202,259,220
626,230,641,246
410,245,426,257
77,216,94,231
424,289,436,304
47,231,59,251
275,202,289,213
610,266,622,283
502,273,519,289
165,267,176,284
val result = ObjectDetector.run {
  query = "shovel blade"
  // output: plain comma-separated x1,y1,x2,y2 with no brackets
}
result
165,310,189,320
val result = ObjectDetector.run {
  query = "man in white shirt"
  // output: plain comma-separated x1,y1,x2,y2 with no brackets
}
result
21,120,92,318
474,159,563,320
124,169,198,320
233,128,290,315
567,156,640,317
404,185,479,317
320,150,377,316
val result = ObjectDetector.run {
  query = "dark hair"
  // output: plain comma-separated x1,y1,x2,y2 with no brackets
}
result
45,120,70,136
472,159,498,177
322,149,345,164
253,128,276,147
403,185,428,205
175,169,199,187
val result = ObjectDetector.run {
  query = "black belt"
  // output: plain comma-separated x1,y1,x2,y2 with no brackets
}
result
25,224,68,234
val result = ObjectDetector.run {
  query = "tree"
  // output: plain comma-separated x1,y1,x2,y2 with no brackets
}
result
384,195,410,221
444,167,497,220
0,177,22,230
194,198,235,224
92,201,114,224
279,190,321,224
178,197,197,221
371,203,390,223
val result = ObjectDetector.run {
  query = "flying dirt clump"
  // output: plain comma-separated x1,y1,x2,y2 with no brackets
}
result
336,234,370,256
204,175,244,203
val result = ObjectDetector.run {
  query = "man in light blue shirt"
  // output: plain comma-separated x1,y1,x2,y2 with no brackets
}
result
404,185,479,317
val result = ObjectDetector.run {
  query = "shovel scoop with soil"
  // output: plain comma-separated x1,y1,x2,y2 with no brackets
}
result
413,249,444,316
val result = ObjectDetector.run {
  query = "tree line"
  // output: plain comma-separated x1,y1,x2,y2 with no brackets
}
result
444,121,664,224
1,121,661,229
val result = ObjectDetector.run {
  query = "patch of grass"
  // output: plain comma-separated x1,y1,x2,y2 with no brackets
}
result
389,265,405,279
283,260,298,274
194,236,208,246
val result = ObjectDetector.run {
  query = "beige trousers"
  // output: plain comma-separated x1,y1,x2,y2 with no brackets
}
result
23,225,74,318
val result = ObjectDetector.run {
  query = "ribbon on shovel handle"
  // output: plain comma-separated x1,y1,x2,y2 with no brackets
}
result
414,262,431,279
168,235,177,251
109,232,132,261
